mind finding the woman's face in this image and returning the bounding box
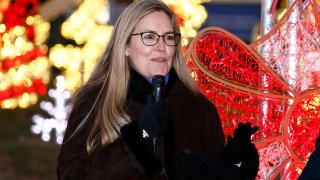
[126,11,176,78]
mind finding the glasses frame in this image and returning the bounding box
[131,32,181,46]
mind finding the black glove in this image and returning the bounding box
[221,122,259,179]
[138,94,167,142]
[120,94,167,176]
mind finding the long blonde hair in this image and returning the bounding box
[68,0,199,154]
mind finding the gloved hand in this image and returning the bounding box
[221,122,259,179]
[120,94,167,177]
[178,122,259,180]
[138,94,167,142]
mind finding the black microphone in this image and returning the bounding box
[151,75,169,180]
[152,75,166,102]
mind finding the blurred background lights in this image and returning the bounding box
[31,76,72,144]
[0,0,50,109]
[162,0,208,47]
[49,0,113,92]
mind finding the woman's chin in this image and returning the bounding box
[151,72,166,77]
[151,68,170,76]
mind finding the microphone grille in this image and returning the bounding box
[152,75,165,87]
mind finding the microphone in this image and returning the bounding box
[151,75,169,180]
[152,75,166,102]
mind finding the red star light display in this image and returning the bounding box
[186,0,320,179]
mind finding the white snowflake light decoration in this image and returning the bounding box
[31,75,72,144]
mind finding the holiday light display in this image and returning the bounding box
[162,0,208,48]
[186,0,320,179]
[31,76,72,144]
[251,0,320,178]
[0,0,50,109]
[31,0,112,144]
[49,0,113,91]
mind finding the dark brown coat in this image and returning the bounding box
[57,69,225,179]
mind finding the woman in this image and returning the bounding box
[57,0,257,179]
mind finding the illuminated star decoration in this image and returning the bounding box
[251,0,320,178]
[31,76,72,144]
[186,0,320,179]
[0,0,50,109]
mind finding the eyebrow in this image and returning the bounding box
[140,29,175,34]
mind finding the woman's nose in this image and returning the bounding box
[155,37,166,51]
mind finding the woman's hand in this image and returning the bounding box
[120,94,167,177]
[221,122,259,179]
[178,122,259,180]
[138,94,167,141]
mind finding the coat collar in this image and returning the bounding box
[127,69,177,104]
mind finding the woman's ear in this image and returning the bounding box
[125,45,130,57]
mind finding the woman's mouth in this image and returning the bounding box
[151,58,166,62]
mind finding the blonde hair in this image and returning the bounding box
[68,0,199,154]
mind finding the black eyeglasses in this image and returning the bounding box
[131,32,181,46]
